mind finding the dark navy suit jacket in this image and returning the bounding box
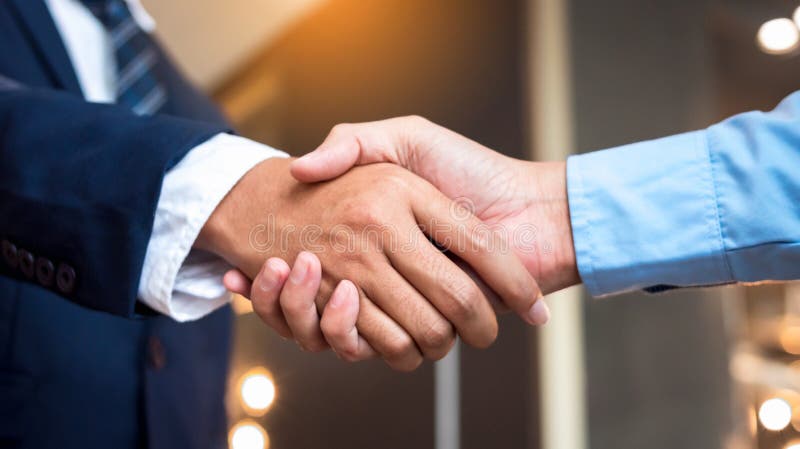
[0,1,235,448]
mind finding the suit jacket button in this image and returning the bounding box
[36,258,55,287]
[18,250,34,278]
[2,240,17,269]
[56,263,76,294]
[148,336,167,370]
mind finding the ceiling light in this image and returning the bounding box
[757,18,799,55]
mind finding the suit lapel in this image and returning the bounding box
[9,0,83,95]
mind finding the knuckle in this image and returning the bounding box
[472,319,499,349]
[444,280,481,323]
[275,328,293,340]
[420,319,455,354]
[389,353,423,372]
[368,165,414,193]
[304,341,328,353]
[508,276,536,306]
[466,226,492,253]
[251,298,276,323]
[381,169,413,191]
[340,198,384,226]
[338,346,362,362]
[330,123,354,136]
[402,115,430,127]
[320,317,348,341]
[356,204,385,226]
[280,296,306,316]
[383,333,415,360]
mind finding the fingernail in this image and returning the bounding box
[296,152,318,164]
[527,299,550,325]
[328,290,343,309]
[329,281,351,309]
[289,255,308,284]
[259,262,280,291]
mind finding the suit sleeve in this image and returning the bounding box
[0,77,228,317]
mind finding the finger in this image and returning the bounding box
[223,269,252,297]
[447,242,550,324]
[354,292,424,372]
[447,254,508,313]
[529,298,551,325]
[320,280,377,362]
[280,251,328,352]
[362,261,456,360]
[411,187,545,325]
[290,121,403,183]
[250,258,293,339]
[387,224,497,349]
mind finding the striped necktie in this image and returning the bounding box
[80,0,167,115]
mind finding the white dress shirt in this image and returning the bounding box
[46,0,287,321]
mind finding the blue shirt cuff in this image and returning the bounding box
[566,130,733,297]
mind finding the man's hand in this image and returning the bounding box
[198,157,542,371]
[290,117,580,295]
[225,117,579,363]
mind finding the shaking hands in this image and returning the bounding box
[218,116,581,370]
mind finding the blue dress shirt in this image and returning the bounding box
[567,90,800,297]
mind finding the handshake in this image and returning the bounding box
[196,116,581,371]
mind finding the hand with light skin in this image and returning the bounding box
[199,156,544,371]
[224,116,580,362]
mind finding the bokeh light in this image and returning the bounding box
[231,293,254,315]
[793,6,800,30]
[229,420,269,449]
[757,18,800,55]
[239,367,276,416]
[780,324,800,354]
[759,397,793,431]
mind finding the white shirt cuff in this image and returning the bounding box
[137,133,288,321]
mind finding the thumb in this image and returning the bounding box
[290,120,408,183]
[290,129,363,183]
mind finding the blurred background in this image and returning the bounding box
[141,0,800,448]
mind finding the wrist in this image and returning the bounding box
[196,157,294,274]
[522,160,580,293]
[548,161,580,291]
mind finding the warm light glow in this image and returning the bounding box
[781,325,800,354]
[759,398,793,431]
[785,442,800,449]
[239,367,276,416]
[231,293,254,315]
[793,398,800,431]
[794,7,800,29]
[757,18,800,55]
[229,421,269,449]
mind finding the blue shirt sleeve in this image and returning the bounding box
[567,90,800,297]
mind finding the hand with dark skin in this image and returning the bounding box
[197,156,544,370]
[225,117,579,363]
